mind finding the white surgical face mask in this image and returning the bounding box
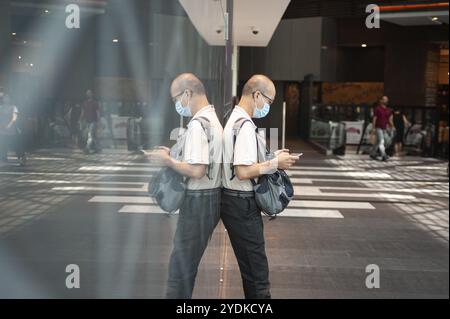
[252,94,270,119]
[175,92,192,117]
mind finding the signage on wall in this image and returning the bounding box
[343,121,365,145]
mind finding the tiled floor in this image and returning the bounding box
[0,147,448,298]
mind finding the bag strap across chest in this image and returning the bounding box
[230,117,257,182]
[172,116,214,180]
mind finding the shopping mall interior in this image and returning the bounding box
[0,0,448,300]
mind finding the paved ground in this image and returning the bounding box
[0,147,448,299]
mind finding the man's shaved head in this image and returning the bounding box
[242,74,275,99]
[170,73,206,97]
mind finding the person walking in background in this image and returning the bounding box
[0,94,26,166]
[101,101,116,149]
[370,95,394,161]
[127,101,144,153]
[80,89,100,154]
[69,102,82,148]
[393,106,410,157]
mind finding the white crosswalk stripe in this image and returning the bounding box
[119,205,168,214]
[79,166,159,172]
[18,179,146,186]
[117,204,345,219]
[293,186,416,200]
[89,196,152,204]
[89,195,375,210]
[52,186,147,192]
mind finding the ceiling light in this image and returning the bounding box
[361,43,367,48]
[431,17,439,21]
[112,39,119,43]
[44,10,50,13]
[30,63,34,67]
[11,32,16,36]
[18,56,22,60]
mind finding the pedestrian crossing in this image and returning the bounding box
[2,153,448,220]
[78,158,446,219]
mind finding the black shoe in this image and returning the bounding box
[370,154,378,160]
[382,156,388,162]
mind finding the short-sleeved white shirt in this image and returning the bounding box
[183,105,223,190]
[222,106,259,191]
[0,104,18,128]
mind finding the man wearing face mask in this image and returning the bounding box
[222,75,298,299]
[147,73,223,299]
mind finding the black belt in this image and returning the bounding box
[185,188,221,196]
[222,188,255,198]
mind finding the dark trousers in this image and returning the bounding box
[220,190,271,299]
[84,122,98,152]
[166,188,221,299]
[0,132,25,161]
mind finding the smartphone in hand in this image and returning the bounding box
[290,153,304,159]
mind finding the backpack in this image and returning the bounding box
[148,116,213,213]
[230,118,294,218]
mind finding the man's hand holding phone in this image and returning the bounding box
[275,149,302,170]
[143,146,172,167]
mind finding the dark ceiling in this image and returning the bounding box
[7,0,449,21]
[283,0,449,19]
[8,0,186,16]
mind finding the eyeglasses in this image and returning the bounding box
[253,91,274,105]
[171,91,185,103]
[171,90,192,103]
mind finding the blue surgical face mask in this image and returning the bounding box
[175,92,192,117]
[252,95,270,119]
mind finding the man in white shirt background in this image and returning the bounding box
[0,94,26,166]
[147,73,223,299]
[222,74,299,299]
